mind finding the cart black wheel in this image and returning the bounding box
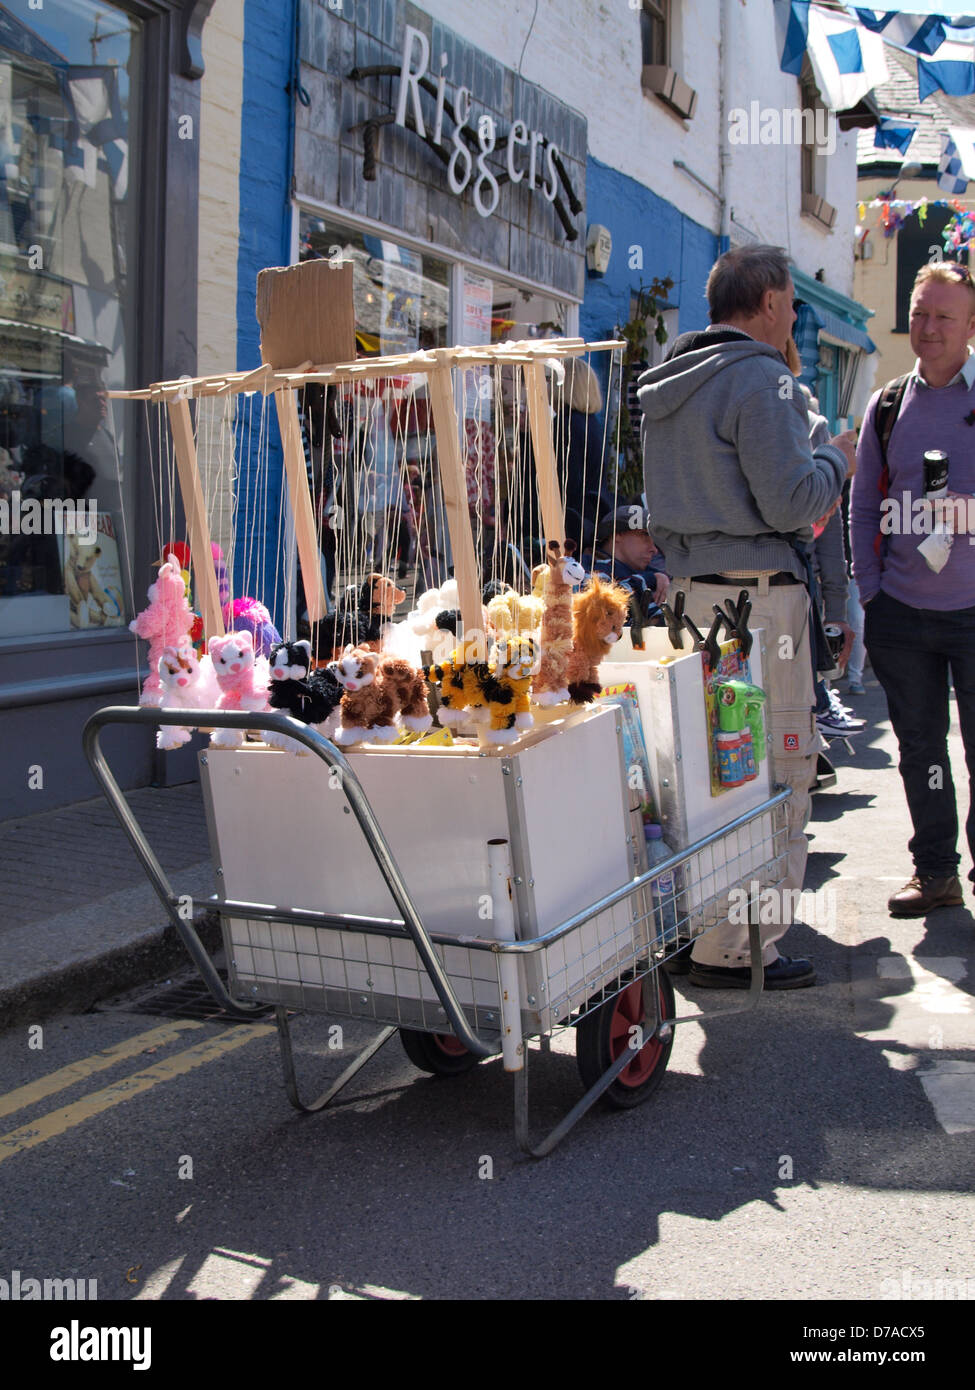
[399,1027,481,1076]
[575,971,675,1110]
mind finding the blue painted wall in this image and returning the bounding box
[579,155,719,346]
[234,0,295,628]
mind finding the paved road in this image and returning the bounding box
[0,680,972,1307]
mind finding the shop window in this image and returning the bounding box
[297,212,574,597]
[0,0,141,639]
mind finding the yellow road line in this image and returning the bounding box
[0,1025,275,1163]
[0,1021,205,1121]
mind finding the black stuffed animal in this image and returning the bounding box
[266,639,343,749]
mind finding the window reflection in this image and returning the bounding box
[0,0,139,635]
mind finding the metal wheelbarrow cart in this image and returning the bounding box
[84,703,789,1158]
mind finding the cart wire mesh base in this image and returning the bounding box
[84,706,790,1157]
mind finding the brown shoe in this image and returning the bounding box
[887,874,963,917]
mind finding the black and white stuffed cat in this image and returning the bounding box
[266,639,343,750]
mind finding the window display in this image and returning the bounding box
[297,212,575,599]
[0,0,140,636]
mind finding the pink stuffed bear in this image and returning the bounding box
[129,553,195,706]
[208,630,270,748]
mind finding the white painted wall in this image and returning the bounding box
[418,0,858,295]
[198,0,244,376]
[197,0,245,558]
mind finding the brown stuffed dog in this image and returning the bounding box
[329,645,432,745]
[317,572,407,662]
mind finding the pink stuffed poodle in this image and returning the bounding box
[208,630,270,748]
[129,553,195,706]
[155,642,220,751]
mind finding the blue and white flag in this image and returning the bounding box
[774,0,811,77]
[807,8,889,110]
[917,40,975,99]
[874,115,918,154]
[851,7,975,101]
[937,127,975,193]
[853,11,947,55]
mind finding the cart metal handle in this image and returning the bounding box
[82,706,494,1056]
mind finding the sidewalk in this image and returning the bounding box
[0,782,218,1030]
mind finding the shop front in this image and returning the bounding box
[286,0,588,592]
[0,0,213,819]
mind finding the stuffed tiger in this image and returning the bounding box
[429,636,539,743]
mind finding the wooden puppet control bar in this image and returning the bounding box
[110,337,623,642]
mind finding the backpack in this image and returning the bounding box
[872,373,910,559]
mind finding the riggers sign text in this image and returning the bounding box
[395,25,560,218]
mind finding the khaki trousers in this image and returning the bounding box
[671,577,820,967]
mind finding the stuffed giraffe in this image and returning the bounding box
[531,539,586,706]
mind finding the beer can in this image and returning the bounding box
[924,450,949,498]
[824,623,845,664]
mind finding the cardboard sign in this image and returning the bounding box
[256,261,356,369]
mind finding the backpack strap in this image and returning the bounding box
[872,373,911,559]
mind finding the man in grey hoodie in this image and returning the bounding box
[638,244,856,990]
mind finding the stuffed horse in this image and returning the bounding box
[531,540,586,705]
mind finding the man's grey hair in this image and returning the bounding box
[706,244,791,324]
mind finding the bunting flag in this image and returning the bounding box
[853,11,948,54]
[773,0,811,78]
[918,40,975,98]
[874,115,919,153]
[938,134,969,193]
[775,4,975,107]
[807,8,889,110]
[938,127,975,193]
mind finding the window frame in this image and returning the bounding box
[641,0,669,69]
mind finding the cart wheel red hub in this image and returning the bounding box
[607,980,663,1087]
[399,1026,481,1076]
[575,969,676,1110]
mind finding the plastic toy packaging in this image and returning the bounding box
[714,680,767,786]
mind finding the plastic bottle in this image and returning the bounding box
[644,823,679,947]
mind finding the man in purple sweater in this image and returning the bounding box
[851,261,975,915]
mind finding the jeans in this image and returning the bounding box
[864,588,975,882]
[846,576,866,684]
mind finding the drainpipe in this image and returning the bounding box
[718,0,731,252]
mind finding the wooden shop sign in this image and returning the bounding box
[348,25,581,236]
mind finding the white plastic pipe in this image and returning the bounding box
[487,838,524,1072]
